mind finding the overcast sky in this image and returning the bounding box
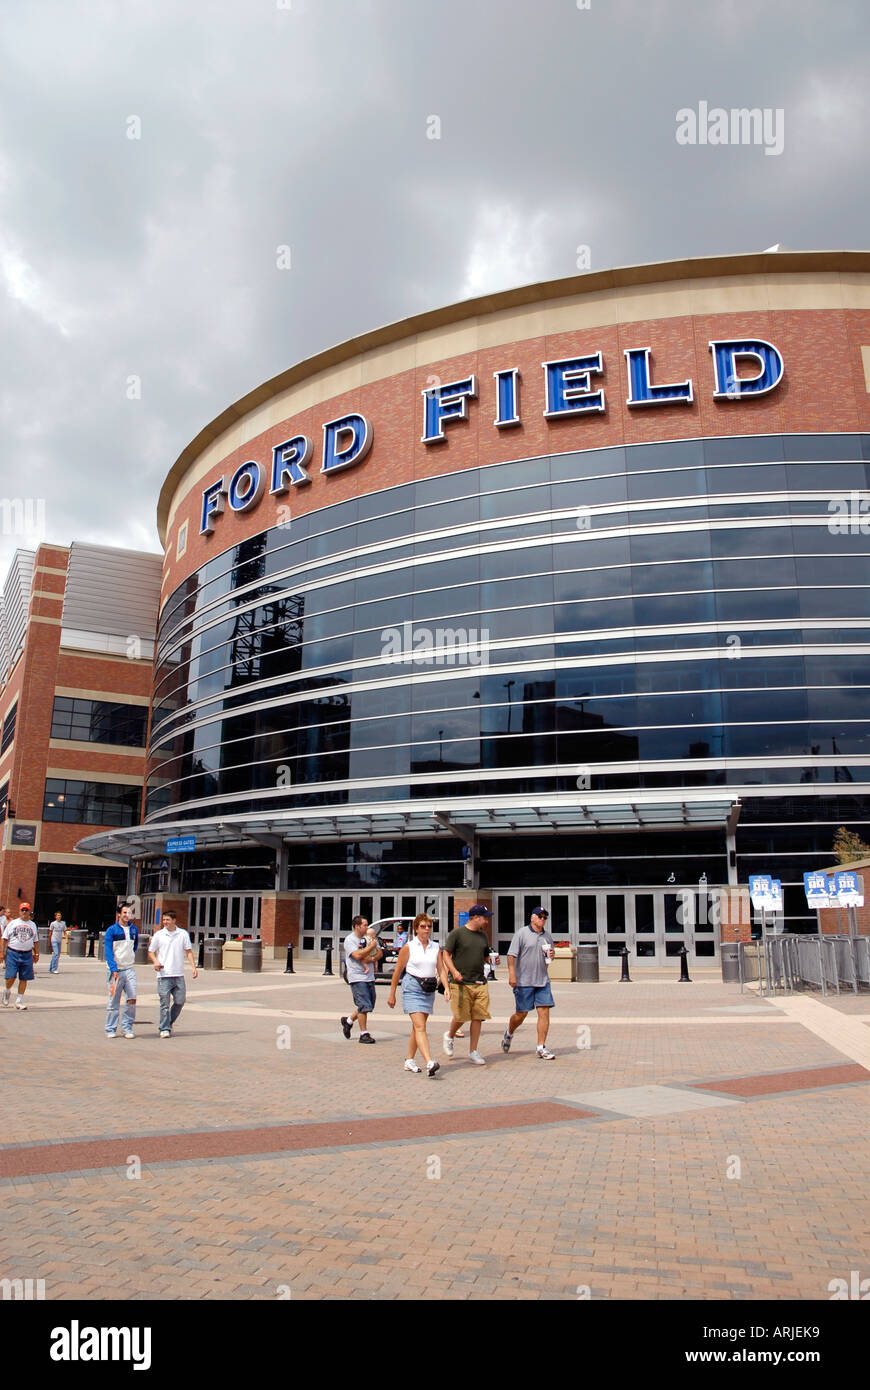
[1,0,867,578]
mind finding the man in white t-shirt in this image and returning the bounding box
[1,903,40,1010]
[147,910,198,1038]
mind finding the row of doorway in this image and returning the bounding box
[298,889,724,965]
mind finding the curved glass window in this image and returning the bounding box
[148,434,870,819]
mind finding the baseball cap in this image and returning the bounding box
[19,902,32,912]
[531,905,549,917]
[467,904,492,918]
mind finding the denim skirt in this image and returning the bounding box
[402,972,436,1015]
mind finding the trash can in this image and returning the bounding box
[720,942,740,983]
[97,931,106,961]
[37,926,51,953]
[68,929,88,958]
[135,934,151,964]
[203,938,223,971]
[242,939,262,973]
[576,943,600,982]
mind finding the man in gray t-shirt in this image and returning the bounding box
[501,907,556,1060]
[340,916,382,1045]
[49,912,66,974]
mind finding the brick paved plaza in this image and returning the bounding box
[3,958,869,1301]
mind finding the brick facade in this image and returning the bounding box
[0,543,153,915]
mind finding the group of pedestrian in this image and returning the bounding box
[0,897,197,1038]
[339,904,557,1070]
[105,905,197,1040]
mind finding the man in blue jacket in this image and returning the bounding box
[105,903,138,1039]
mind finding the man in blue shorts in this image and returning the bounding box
[1,902,39,1010]
[502,906,556,1059]
[340,915,381,1044]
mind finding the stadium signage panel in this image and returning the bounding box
[200,337,784,534]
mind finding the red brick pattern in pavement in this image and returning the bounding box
[691,1063,870,1097]
[0,1101,590,1179]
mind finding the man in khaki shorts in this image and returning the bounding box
[442,905,492,1065]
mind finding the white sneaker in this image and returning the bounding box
[159,1030,171,1038]
[15,998,27,1010]
[536,1045,556,1060]
[105,1031,117,1038]
[426,1060,440,1078]
[2,989,10,1006]
[404,1058,422,1073]
[442,1031,455,1057]
[122,1032,135,1040]
[501,1028,513,1052]
[468,1050,486,1065]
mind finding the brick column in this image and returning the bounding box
[452,892,494,940]
[0,845,40,915]
[151,895,189,933]
[259,892,301,960]
[718,887,752,943]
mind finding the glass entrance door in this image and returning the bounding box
[493,889,721,967]
[298,892,450,957]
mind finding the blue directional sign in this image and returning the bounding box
[166,836,196,854]
[748,874,773,908]
[834,871,864,907]
[803,871,830,908]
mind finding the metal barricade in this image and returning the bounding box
[854,936,870,988]
[742,933,870,996]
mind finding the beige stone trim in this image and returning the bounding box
[48,738,145,757]
[159,250,870,538]
[55,649,151,666]
[29,615,62,626]
[46,768,144,786]
[31,589,64,602]
[35,566,69,577]
[38,852,118,866]
[53,687,151,705]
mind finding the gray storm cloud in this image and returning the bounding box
[0,0,867,575]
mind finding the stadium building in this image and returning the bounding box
[78,250,870,965]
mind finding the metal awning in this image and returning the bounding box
[76,793,740,863]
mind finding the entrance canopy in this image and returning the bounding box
[76,793,741,864]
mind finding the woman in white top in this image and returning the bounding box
[387,914,445,1077]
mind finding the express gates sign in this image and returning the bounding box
[199,336,785,535]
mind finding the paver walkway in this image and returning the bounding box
[4,960,869,1300]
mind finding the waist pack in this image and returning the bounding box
[408,972,438,993]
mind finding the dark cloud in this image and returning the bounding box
[0,0,867,573]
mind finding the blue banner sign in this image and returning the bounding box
[166,836,196,854]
